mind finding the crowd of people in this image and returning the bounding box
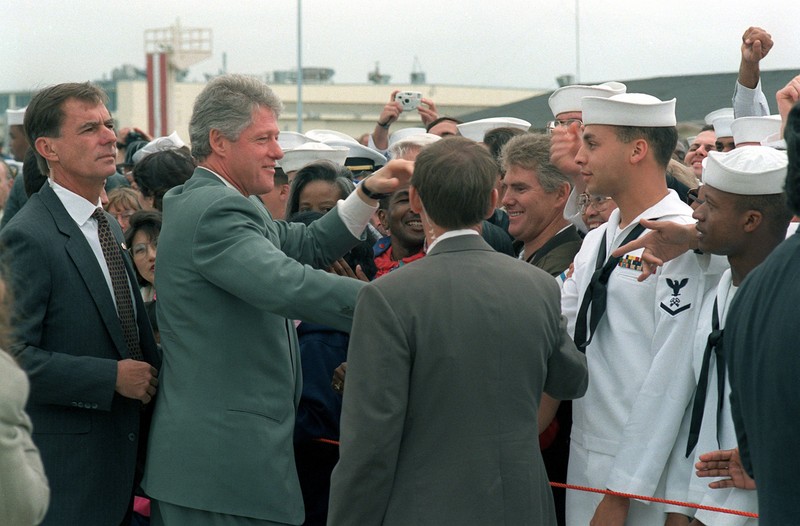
[0,24,798,526]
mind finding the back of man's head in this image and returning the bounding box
[411,137,496,229]
[785,103,800,216]
[24,82,107,176]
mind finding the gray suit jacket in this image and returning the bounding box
[328,234,588,526]
[0,183,160,525]
[143,168,364,523]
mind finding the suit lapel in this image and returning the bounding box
[40,185,130,359]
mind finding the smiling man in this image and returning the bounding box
[142,75,412,526]
[501,133,579,275]
[685,127,717,180]
[562,93,717,525]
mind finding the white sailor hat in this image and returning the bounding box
[703,146,787,195]
[712,116,734,138]
[582,93,676,127]
[132,131,186,164]
[456,117,531,142]
[388,127,426,148]
[6,107,26,126]
[704,108,733,125]
[391,132,441,149]
[278,131,319,151]
[548,82,627,117]
[731,115,783,146]
[315,139,387,172]
[304,129,359,145]
[278,143,350,173]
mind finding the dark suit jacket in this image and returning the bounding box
[725,233,800,525]
[329,234,588,526]
[0,183,159,525]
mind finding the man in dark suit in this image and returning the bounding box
[328,137,588,526]
[0,82,160,525]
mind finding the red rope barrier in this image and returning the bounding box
[548,482,758,518]
[312,438,757,519]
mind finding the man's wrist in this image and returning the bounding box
[376,120,391,129]
[359,176,392,200]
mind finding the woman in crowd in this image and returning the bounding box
[132,148,195,211]
[124,210,162,343]
[285,160,355,218]
[105,187,142,232]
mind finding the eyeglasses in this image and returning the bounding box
[578,193,614,214]
[687,188,705,206]
[130,239,158,259]
[546,118,583,134]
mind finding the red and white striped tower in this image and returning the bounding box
[145,21,212,137]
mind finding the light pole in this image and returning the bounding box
[296,0,303,132]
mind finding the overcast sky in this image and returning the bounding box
[3,0,798,93]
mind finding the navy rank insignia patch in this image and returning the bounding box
[660,277,691,315]
[618,255,643,271]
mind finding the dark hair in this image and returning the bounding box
[124,210,162,286]
[700,124,715,132]
[425,116,462,133]
[412,136,497,229]
[133,148,195,210]
[287,210,377,280]
[483,127,526,160]
[613,126,678,168]
[285,161,355,218]
[736,193,793,241]
[23,147,47,198]
[273,166,288,186]
[23,82,108,175]
[785,103,800,216]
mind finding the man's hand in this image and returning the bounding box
[357,159,414,203]
[590,494,630,526]
[776,75,800,137]
[611,219,698,282]
[417,98,439,127]
[665,513,691,526]
[738,27,773,89]
[331,362,347,394]
[378,90,403,128]
[549,121,584,186]
[116,359,158,404]
[328,258,369,282]
[695,448,757,490]
[371,90,403,151]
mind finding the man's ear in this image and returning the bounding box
[35,137,58,162]
[630,138,649,164]
[209,129,227,156]
[742,209,764,233]
[409,186,423,214]
[485,188,498,219]
[376,208,389,232]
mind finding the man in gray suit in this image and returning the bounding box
[328,137,588,526]
[142,75,411,525]
[0,82,160,524]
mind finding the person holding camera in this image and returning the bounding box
[369,89,440,153]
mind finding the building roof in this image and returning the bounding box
[459,69,798,127]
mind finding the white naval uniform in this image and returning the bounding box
[562,190,720,525]
[670,269,758,525]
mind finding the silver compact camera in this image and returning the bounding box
[395,91,422,111]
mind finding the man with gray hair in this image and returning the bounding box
[142,74,411,525]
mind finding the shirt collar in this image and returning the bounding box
[427,228,479,253]
[48,178,103,226]
[198,166,237,190]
